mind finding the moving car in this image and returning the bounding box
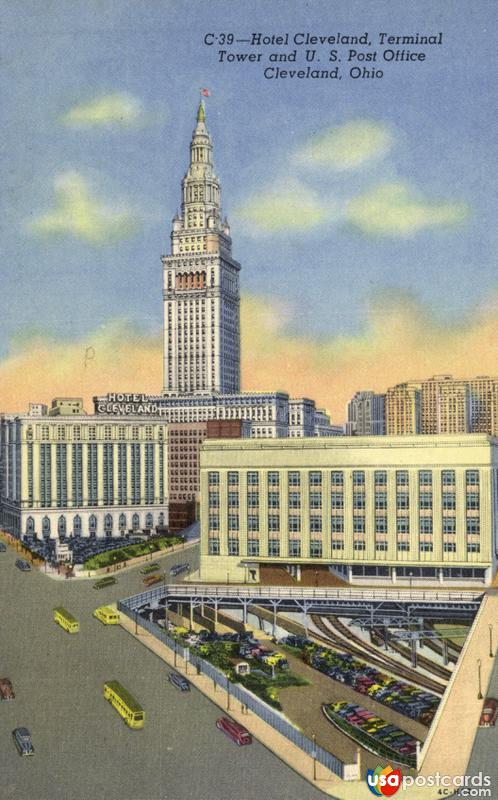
[140,562,160,575]
[0,677,15,700]
[0,541,7,552]
[479,697,497,727]
[216,717,252,746]
[170,562,190,577]
[93,606,120,625]
[168,672,190,691]
[12,727,34,756]
[143,573,163,587]
[15,559,31,571]
[93,576,117,590]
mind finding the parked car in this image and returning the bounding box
[0,542,7,552]
[216,717,252,746]
[15,559,31,571]
[12,727,34,756]
[479,697,497,727]
[168,672,190,692]
[0,678,15,700]
[93,576,117,589]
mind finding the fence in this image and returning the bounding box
[118,600,355,780]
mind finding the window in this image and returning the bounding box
[208,538,220,555]
[375,517,387,534]
[331,471,343,486]
[247,491,259,509]
[331,516,344,533]
[268,540,280,557]
[375,493,387,510]
[228,491,239,508]
[268,491,280,509]
[419,470,432,487]
[466,470,479,486]
[288,539,301,557]
[288,492,301,509]
[247,471,259,486]
[288,516,301,533]
[58,515,66,536]
[420,541,434,552]
[419,494,433,510]
[353,492,365,509]
[118,513,126,531]
[309,491,322,509]
[331,540,344,550]
[331,492,344,509]
[467,542,480,553]
[375,471,387,485]
[247,515,259,533]
[89,514,97,536]
[443,517,456,534]
[352,471,365,486]
[420,517,433,534]
[354,540,366,551]
[466,492,480,510]
[442,493,456,510]
[310,540,322,558]
[466,518,480,535]
[268,471,279,487]
[353,516,365,534]
[442,470,455,486]
[309,471,322,486]
[268,514,280,532]
[228,471,239,486]
[247,539,260,556]
[310,516,322,533]
[208,471,219,486]
[208,513,219,532]
[397,517,410,534]
[396,471,408,486]
[288,471,300,487]
[397,493,409,510]
[105,514,113,533]
[397,541,410,552]
[145,512,153,529]
[376,541,388,551]
[228,538,239,556]
[208,491,219,508]
[443,542,456,552]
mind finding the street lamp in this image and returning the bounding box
[408,571,414,592]
[226,570,230,586]
[477,658,483,700]
[489,624,494,658]
[311,732,317,781]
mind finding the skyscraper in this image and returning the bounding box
[162,102,241,396]
[345,391,385,436]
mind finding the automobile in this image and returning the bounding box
[168,672,190,691]
[170,562,190,577]
[15,559,31,571]
[139,562,160,575]
[93,576,117,589]
[479,697,497,727]
[216,717,252,746]
[0,542,7,552]
[0,678,15,700]
[12,727,34,757]
[143,574,163,587]
[93,606,120,625]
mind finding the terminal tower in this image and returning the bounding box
[162,102,241,396]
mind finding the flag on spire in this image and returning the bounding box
[200,87,210,97]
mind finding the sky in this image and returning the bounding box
[1,0,496,422]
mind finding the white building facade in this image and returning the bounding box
[0,415,169,540]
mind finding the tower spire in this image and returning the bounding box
[197,100,205,123]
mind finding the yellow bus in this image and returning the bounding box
[53,607,79,634]
[93,606,120,625]
[103,681,144,729]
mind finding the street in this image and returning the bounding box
[0,543,325,800]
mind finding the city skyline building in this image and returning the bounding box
[385,381,421,435]
[345,391,385,436]
[162,101,240,396]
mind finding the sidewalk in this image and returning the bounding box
[119,613,460,800]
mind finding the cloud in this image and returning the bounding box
[2,293,498,427]
[30,171,141,244]
[345,181,470,237]
[60,93,151,128]
[294,120,393,171]
[236,179,336,233]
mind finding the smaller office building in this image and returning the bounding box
[199,434,498,586]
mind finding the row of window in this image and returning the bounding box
[208,469,481,487]
[26,511,164,536]
[207,538,481,556]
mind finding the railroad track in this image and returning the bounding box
[310,614,446,696]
